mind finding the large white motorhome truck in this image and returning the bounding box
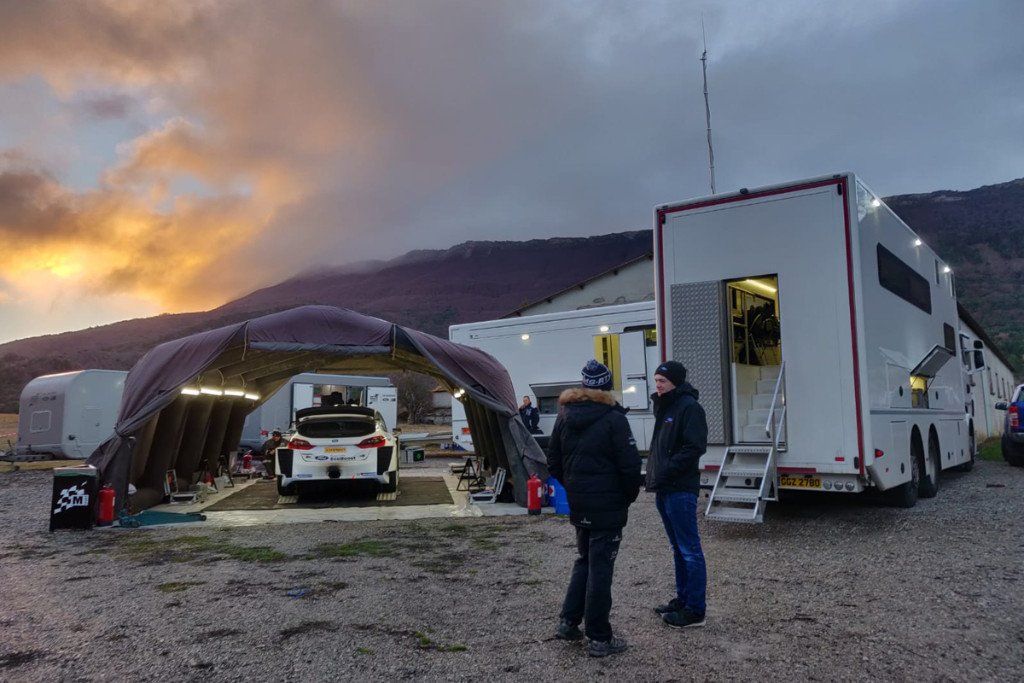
[656,173,978,522]
[449,302,661,451]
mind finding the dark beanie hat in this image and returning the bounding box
[654,360,686,387]
[581,359,613,391]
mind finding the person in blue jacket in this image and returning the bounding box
[519,395,541,433]
[547,359,643,657]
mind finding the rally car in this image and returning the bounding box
[275,406,399,495]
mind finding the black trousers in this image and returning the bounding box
[559,526,623,641]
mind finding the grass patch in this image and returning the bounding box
[314,540,396,559]
[156,581,205,593]
[355,647,374,655]
[978,437,1002,462]
[414,631,433,647]
[439,644,468,653]
[121,534,286,563]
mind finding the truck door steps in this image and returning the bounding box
[705,445,778,523]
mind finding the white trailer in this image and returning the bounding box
[240,373,397,444]
[449,302,661,451]
[655,173,977,522]
[16,370,128,459]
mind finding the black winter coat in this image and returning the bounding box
[645,383,708,494]
[547,388,643,529]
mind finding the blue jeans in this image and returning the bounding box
[655,491,706,616]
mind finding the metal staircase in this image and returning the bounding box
[706,362,786,523]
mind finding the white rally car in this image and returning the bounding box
[275,406,399,496]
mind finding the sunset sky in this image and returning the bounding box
[0,0,1021,343]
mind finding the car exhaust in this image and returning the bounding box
[327,466,341,479]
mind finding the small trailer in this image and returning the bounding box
[240,373,397,445]
[450,302,661,451]
[656,173,980,522]
[16,370,128,460]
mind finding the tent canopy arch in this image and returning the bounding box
[87,306,546,511]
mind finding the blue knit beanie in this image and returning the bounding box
[581,359,613,391]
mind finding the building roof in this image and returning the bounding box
[504,252,654,317]
[958,303,1016,373]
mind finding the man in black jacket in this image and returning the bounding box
[646,360,709,629]
[547,359,643,657]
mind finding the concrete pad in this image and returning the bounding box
[143,466,546,528]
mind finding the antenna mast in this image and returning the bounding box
[700,16,717,195]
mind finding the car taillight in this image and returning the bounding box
[357,435,387,449]
[288,438,313,450]
[1010,405,1020,430]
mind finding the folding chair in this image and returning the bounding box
[469,467,507,504]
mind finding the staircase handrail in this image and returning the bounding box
[764,361,786,441]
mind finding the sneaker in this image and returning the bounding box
[662,608,706,629]
[555,620,584,641]
[587,636,628,657]
[654,598,682,615]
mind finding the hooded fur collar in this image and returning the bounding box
[559,387,616,406]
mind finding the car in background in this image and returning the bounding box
[996,384,1024,467]
[275,406,399,495]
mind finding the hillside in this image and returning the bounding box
[0,231,652,411]
[0,176,1021,412]
[885,178,1024,364]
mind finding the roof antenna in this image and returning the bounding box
[700,14,717,195]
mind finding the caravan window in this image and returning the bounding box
[30,410,51,433]
[878,244,931,314]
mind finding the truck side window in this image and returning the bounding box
[877,244,931,314]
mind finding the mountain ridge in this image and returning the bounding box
[0,177,1021,412]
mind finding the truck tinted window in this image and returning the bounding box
[877,244,931,314]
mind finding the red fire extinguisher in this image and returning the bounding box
[97,485,116,527]
[242,451,253,471]
[527,474,543,516]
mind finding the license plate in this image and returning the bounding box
[780,475,821,489]
[324,447,347,454]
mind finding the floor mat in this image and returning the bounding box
[202,477,454,511]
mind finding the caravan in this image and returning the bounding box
[656,173,978,521]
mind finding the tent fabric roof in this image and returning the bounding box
[88,306,544,509]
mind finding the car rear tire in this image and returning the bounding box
[380,470,398,493]
[277,476,297,496]
[919,431,941,499]
[1001,435,1024,467]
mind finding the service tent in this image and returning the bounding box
[87,306,547,511]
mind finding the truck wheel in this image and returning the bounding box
[887,446,921,509]
[277,476,297,496]
[919,431,941,498]
[1006,447,1024,468]
[380,470,398,493]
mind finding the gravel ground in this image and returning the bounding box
[1,460,1022,681]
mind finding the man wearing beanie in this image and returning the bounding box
[547,359,643,657]
[647,360,709,628]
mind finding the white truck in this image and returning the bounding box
[449,302,661,450]
[656,173,979,522]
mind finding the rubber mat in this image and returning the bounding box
[202,477,454,511]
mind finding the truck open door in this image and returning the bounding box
[366,386,398,431]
